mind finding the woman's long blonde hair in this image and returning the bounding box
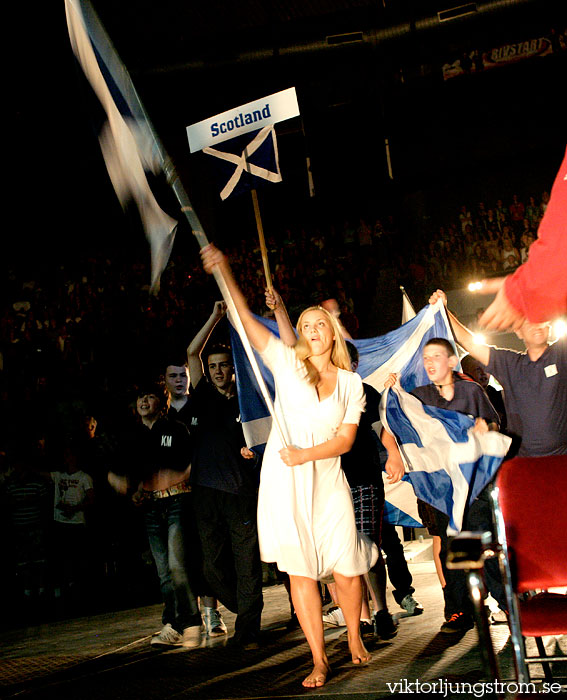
[294,306,352,386]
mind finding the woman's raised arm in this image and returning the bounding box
[201,244,272,352]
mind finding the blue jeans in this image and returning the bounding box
[144,494,201,632]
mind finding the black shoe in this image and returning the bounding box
[229,633,261,651]
[440,612,474,634]
[374,610,398,640]
[286,612,300,630]
[359,619,374,637]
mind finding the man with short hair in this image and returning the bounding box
[164,363,191,414]
[163,360,227,638]
[187,302,263,649]
[431,290,567,459]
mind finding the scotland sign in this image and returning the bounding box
[187,87,299,153]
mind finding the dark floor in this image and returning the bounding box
[1,560,565,700]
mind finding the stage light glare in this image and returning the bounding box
[553,319,567,338]
[473,333,486,345]
[468,281,483,292]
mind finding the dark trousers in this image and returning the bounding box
[433,486,506,616]
[192,485,263,642]
[144,494,202,632]
[381,521,415,605]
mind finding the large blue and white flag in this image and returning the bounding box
[380,385,511,534]
[229,299,458,527]
[65,0,178,292]
[230,301,454,453]
[354,299,457,395]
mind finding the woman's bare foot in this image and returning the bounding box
[349,635,372,665]
[302,660,331,688]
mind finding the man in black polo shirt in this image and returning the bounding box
[187,302,263,649]
[164,360,227,638]
[431,289,567,458]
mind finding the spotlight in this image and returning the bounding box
[553,319,567,338]
[473,333,486,345]
[468,281,483,292]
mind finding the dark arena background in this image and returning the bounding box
[2,2,566,697]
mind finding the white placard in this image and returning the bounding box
[187,87,299,153]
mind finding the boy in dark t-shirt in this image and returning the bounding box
[383,338,505,633]
[108,383,202,648]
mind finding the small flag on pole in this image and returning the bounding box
[187,88,299,200]
[203,125,282,200]
[400,286,417,324]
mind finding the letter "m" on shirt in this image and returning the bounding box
[161,435,172,447]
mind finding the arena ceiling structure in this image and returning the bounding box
[7,0,566,261]
[84,0,564,209]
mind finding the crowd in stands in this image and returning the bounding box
[0,183,550,624]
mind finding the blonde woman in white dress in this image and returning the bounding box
[201,244,378,688]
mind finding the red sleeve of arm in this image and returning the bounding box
[504,148,567,322]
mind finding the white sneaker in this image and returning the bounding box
[203,607,228,637]
[322,606,346,626]
[151,623,183,646]
[181,624,204,648]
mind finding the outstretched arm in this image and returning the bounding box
[429,289,490,366]
[476,278,525,331]
[480,147,567,329]
[265,287,296,346]
[201,244,272,353]
[187,300,227,389]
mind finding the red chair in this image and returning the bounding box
[490,455,567,684]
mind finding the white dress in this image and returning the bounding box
[257,334,379,581]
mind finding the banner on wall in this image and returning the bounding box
[442,32,565,81]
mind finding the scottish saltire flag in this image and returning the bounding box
[381,474,422,527]
[354,299,457,395]
[229,301,454,453]
[379,287,423,528]
[229,300,455,527]
[203,126,282,200]
[381,386,511,534]
[229,315,278,451]
[65,0,177,293]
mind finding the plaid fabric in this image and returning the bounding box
[350,484,384,543]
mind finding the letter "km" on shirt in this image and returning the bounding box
[161,435,172,447]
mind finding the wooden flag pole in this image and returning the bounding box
[251,188,273,293]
